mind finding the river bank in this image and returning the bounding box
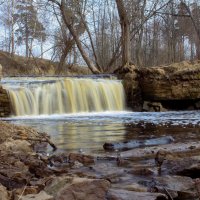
[1,120,200,200]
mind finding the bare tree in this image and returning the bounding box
[115,0,131,66]
[49,0,100,74]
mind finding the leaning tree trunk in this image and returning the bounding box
[115,0,131,66]
[60,0,100,74]
[56,38,75,73]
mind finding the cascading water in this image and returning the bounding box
[4,78,126,116]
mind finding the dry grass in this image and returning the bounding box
[0,50,90,76]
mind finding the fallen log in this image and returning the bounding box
[99,141,200,162]
[12,136,57,151]
[103,136,174,151]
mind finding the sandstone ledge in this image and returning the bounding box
[140,61,200,101]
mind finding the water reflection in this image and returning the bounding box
[7,111,200,154]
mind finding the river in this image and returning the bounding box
[3,111,200,154]
[2,77,200,155]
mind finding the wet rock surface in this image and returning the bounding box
[1,121,200,199]
[107,189,168,200]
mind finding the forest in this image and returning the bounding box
[0,0,200,73]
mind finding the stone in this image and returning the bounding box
[107,189,167,200]
[142,101,167,112]
[45,176,110,200]
[119,183,148,192]
[68,153,95,165]
[195,101,200,109]
[0,139,32,153]
[110,141,200,160]
[152,175,197,199]
[19,191,53,200]
[0,184,9,200]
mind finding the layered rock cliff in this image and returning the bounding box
[140,61,200,100]
[139,61,200,111]
[118,61,200,111]
[117,64,142,111]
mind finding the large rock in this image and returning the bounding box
[117,64,142,111]
[0,139,32,153]
[45,176,110,200]
[140,61,200,101]
[152,175,198,199]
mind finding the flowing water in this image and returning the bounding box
[2,77,200,154]
[3,77,125,115]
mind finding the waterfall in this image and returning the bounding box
[5,78,126,116]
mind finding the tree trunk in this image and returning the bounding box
[40,37,43,59]
[115,0,131,66]
[56,38,75,73]
[11,0,15,57]
[136,0,146,67]
[181,1,200,59]
[60,0,100,74]
[24,1,29,58]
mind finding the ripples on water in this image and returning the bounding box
[4,111,200,154]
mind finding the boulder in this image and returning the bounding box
[152,175,198,199]
[142,101,167,112]
[45,176,110,200]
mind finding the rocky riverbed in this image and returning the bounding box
[1,121,200,200]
